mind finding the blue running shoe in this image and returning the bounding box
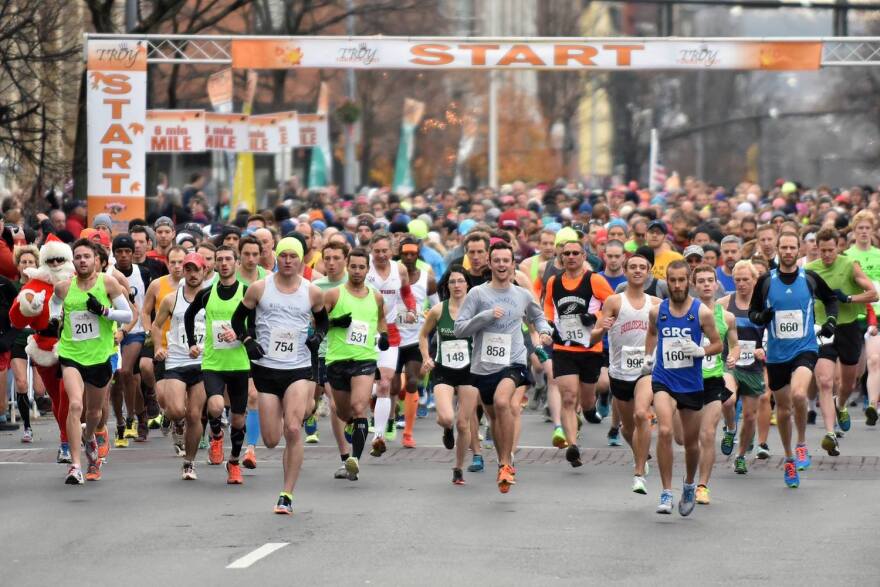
[417,404,428,419]
[720,428,736,456]
[679,482,697,517]
[607,427,621,447]
[597,393,611,419]
[467,454,484,473]
[304,415,318,436]
[795,444,811,471]
[836,406,851,432]
[784,458,799,488]
[656,490,673,514]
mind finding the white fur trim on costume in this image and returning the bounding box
[38,239,72,265]
[25,335,58,367]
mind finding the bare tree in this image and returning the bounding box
[0,0,79,194]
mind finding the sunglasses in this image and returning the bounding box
[562,251,582,257]
[45,257,67,264]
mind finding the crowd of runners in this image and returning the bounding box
[2,177,879,516]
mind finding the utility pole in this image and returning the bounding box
[125,0,138,32]
[344,0,358,194]
[487,0,499,188]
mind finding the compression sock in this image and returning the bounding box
[16,395,30,429]
[340,453,350,462]
[404,390,418,437]
[352,418,369,459]
[246,409,260,447]
[209,416,223,438]
[230,425,245,461]
[373,397,391,440]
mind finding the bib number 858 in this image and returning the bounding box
[485,346,506,358]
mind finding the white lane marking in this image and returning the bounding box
[226,543,289,569]
[0,448,47,452]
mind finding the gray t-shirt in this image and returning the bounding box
[616,276,669,299]
[454,282,550,375]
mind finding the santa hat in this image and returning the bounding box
[39,233,73,266]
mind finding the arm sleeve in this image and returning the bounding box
[867,304,877,328]
[543,276,556,322]
[453,288,496,338]
[230,301,256,341]
[106,294,133,324]
[807,270,839,321]
[312,307,329,339]
[184,288,210,348]
[749,274,771,324]
[400,283,417,312]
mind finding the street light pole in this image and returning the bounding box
[344,0,358,194]
[487,0,499,188]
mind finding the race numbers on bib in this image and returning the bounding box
[346,320,370,347]
[662,337,693,369]
[211,320,239,349]
[441,339,469,370]
[481,333,512,366]
[701,338,716,369]
[774,309,803,340]
[558,315,591,346]
[620,345,644,374]
[736,340,756,367]
[70,311,99,341]
[269,328,299,358]
[177,321,205,347]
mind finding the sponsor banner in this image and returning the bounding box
[207,68,233,110]
[205,112,249,152]
[274,111,301,148]
[146,110,206,153]
[231,38,822,71]
[87,39,147,232]
[248,114,283,153]
[299,114,332,188]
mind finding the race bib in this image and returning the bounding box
[346,320,370,347]
[480,332,511,366]
[70,311,99,341]
[177,320,205,348]
[440,339,469,370]
[268,328,299,358]
[774,309,803,340]
[702,338,716,369]
[620,345,644,374]
[211,320,239,350]
[558,315,591,346]
[736,340,756,367]
[662,337,693,369]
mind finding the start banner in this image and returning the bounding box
[86,39,147,232]
[230,37,822,71]
[146,110,206,153]
[205,112,250,152]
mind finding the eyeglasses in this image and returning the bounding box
[562,251,582,257]
[45,257,67,264]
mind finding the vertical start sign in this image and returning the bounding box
[87,40,147,232]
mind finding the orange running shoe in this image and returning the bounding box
[242,447,257,469]
[85,460,102,481]
[226,461,243,485]
[208,433,224,465]
[96,427,110,459]
[402,434,416,449]
[497,464,515,493]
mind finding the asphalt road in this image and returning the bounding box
[1,405,878,585]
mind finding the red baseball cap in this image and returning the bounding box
[183,252,206,269]
[498,210,520,230]
[81,227,111,248]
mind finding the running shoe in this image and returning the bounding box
[442,427,454,450]
[21,428,32,443]
[866,404,879,427]
[734,455,748,475]
[795,444,811,470]
[316,398,330,418]
[467,454,484,473]
[720,428,736,456]
[384,420,397,442]
[452,468,465,485]
[607,427,621,447]
[821,432,840,457]
[171,427,185,457]
[304,415,318,437]
[181,461,197,480]
[565,444,583,468]
[242,447,257,469]
[136,419,148,442]
[85,462,102,482]
[756,443,771,460]
[784,458,799,488]
[147,414,163,430]
[344,422,353,444]
[656,490,673,514]
[114,431,129,448]
[344,456,359,481]
[484,425,494,449]
[807,409,817,425]
[770,411,777,426]
[695,485,710,505]
[836,405,851,432]
[160,414,171,436]
[334,465,349,479]
[198,435,209,450]
[208,432,224,465]
[584,407,602,424]
[95,428,109,459]
[551,426,568,449]
[597,393,611,419]
[65,465,84,485]
[124,420,138,439]
[402,434,416,449]
[84,436,99,467]
[226,461,243,485]
[305,431,320,444]
[679,483,697,515]
[426,392,435,411]
[396,413,405,429]
[274,493,293,515]
[417,403,428,419]
[497,464,515,493]
[370,436,387,457]
[57,443,72,464]
[632,475,647,495]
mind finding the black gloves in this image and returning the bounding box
[329,313,352,328]
[752,308,774,325]
[46,318,61,338]
[378,332,389,351]
[580,313,598,327]
[306,332,323,355]
[819,319,836,339]
[86,293,105,316]
[244,337,265,360]
[551,324,565,345]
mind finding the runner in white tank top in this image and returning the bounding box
[589,253,661,496]
[254,273,314,371]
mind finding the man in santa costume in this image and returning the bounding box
[9,234,75,463]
